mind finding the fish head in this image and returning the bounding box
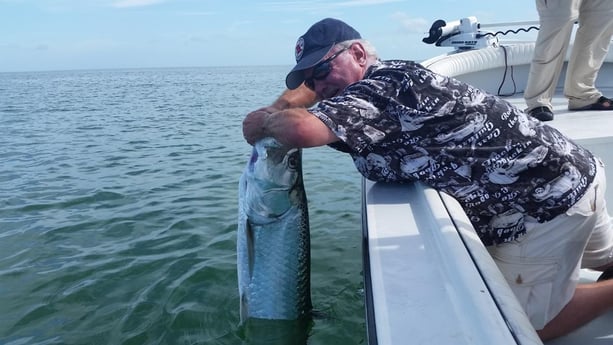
[245,138,303,222]
[250,138,302,186]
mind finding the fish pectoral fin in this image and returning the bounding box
[246,221,255,278]
[239,292,248,323]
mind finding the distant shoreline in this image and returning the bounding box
[0,64,295,74]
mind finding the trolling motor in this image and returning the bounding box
[422,16,498,50]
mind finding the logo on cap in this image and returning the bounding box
[295,37,305,62]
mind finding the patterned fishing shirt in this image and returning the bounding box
[309,60,596,246]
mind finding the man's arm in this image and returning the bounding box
[243,107,338,148]
[273,84,319,109]
[243,84,336,147]
[255,84,319,115]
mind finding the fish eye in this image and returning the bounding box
[287,154,298,169]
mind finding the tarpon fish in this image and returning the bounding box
[237,137,312,322]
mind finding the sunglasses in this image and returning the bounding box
[304,47,349,90]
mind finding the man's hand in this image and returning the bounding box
[242,86,319,145]
[243,107,338,148]
[242,109,271,145]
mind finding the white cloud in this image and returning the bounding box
[391,12,430,34]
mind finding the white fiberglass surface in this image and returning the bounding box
[364,181,529,345]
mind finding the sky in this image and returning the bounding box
[0,0,540,72]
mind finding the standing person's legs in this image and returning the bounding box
[565,0,613,109]
[524,0,578,112]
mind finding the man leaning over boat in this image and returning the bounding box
[242,18,613,341]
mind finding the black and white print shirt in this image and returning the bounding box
[309,60,596,246]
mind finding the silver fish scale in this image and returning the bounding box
[237,138,312,322]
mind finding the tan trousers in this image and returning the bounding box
[488,159,613,329]
[524,0,613,111]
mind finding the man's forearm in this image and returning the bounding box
[271,85,318,110]
[243,87,333,147]
[264,108,338,148]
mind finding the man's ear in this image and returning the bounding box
[350,42,367,65]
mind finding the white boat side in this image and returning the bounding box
[362,40,613,345]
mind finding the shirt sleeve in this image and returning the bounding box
[309,78,405,154]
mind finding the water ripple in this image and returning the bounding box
[0,67,364,345]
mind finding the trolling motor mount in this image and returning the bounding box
[422,16,498,50]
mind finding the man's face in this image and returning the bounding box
[302,43,363,99]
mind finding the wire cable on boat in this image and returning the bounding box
[423,20,540,98]
[479,25,540,38]
[497,45,517,97]
[480,24,538,97]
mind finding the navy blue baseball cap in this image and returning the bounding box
[285,18,361,90]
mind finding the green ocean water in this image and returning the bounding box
[0,66,365,344]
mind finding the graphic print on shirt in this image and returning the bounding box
[310,60,595,245]
[484,145,549,185]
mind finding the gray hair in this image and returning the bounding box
[337,39,378,59]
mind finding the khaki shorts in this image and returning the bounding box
[487,158,613,329]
